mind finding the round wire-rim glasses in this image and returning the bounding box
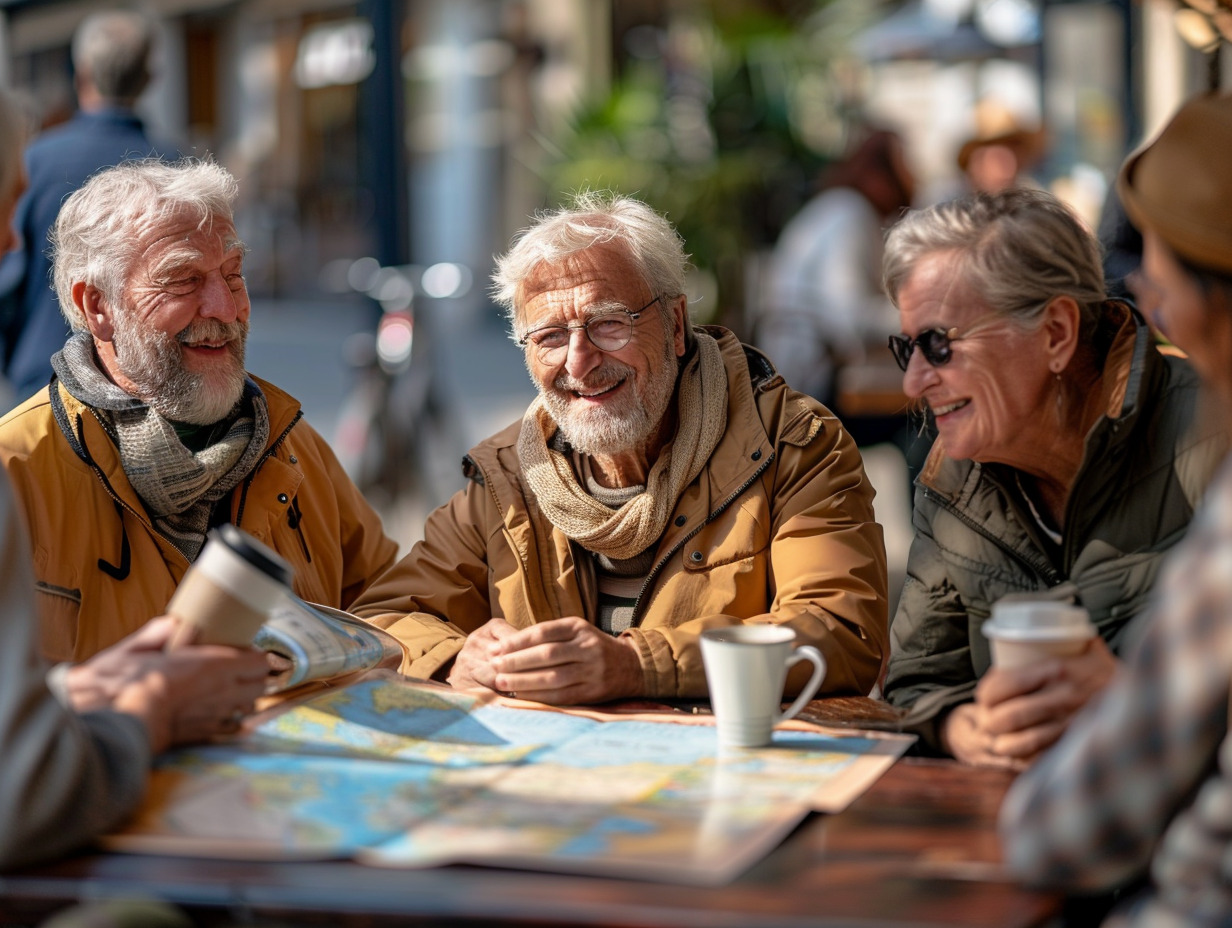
[517,295,663,359]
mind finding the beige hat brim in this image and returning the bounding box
[956,127,1047,172]
[1117,93,1232,276]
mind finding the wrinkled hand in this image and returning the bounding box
[943,638,1119,769]
[451,616,642,705]
[446,618,519,692]
[65,615,271,755]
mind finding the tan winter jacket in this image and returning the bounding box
[0,375,400,663]
[353,327,888,698]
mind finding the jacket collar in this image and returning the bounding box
[72,107,146,131]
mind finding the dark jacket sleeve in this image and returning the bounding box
[881,488,978,753]
[0,473,150,871]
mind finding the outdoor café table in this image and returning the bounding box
[0,697,1064,928]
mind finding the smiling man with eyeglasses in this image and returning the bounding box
[353,190,889,706]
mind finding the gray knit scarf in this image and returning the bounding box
[517,331,728,560]
[53,333,270,560]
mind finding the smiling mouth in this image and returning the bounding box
[931,399,969,417]
[569,379,625,399]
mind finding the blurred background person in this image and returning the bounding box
[755,127,916,410]
[1002,91,1232,926]
[0,84,269,874]
[0,9,165,404]
[880,186,1225,767]
[955,98,1047,195]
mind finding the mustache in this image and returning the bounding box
[177,319,248,345]
[553,362,632,393]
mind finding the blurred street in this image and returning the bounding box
[245,296,535,554]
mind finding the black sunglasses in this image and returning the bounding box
[887,327,961,372]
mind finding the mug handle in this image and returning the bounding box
[775,645,827,725]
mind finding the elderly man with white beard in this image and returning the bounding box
[353,192,888,704]
[0,158,399,664]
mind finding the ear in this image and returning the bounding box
[1042,296,1081,374]
[74,283,114,341]
[669,295,688,358]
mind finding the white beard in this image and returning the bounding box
[537,334,678,456]
[111,315,249,425]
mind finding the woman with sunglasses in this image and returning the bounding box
[1002,92,1232,924]
[879,186,1225,768]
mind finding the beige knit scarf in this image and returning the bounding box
[517,331,728,560]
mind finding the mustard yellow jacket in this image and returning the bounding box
[353,328,888,698]
[0,375,400,663]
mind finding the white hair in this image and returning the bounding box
[52,159,241,331]
[492,190,692,339]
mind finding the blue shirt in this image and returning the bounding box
[0,108,163,401]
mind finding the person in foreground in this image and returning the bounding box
[0,87,268,872]
[1001,92,1232,925]
[879,186,1224,766]
[354,192,888,704]
[0,157,399,664]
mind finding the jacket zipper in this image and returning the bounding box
[630,450,776,624]
[73,407,306,567]
[73,410,192,568]
[919,485,1063,586]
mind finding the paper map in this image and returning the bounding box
[108,676,913,884]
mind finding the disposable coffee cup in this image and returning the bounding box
[700,625,827,749]
[165,524,294,650]
[982,601,1096,670]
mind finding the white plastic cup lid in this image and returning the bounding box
[983,601,1095,642]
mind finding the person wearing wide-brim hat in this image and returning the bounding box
[956,100,1048,194]
[1001,92,1232,924]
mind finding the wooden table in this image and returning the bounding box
[0,700,1062,928]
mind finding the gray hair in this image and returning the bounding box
[492,190,692,338]
[72,10,154,103]
[882,187,1106,334]
[52,159,241,331]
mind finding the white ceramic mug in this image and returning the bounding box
[700,625,827,749]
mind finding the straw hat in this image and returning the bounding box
[956,100,1047,172]
[1118,93,1232,275]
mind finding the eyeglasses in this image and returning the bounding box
[517,295,662,360]
[887,327,963,372]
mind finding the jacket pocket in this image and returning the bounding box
[680,499,769,571]
[35,581,82,662]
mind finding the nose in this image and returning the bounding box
[199,269,245,323]
[901,348,938,400]
[562,327,602,380]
